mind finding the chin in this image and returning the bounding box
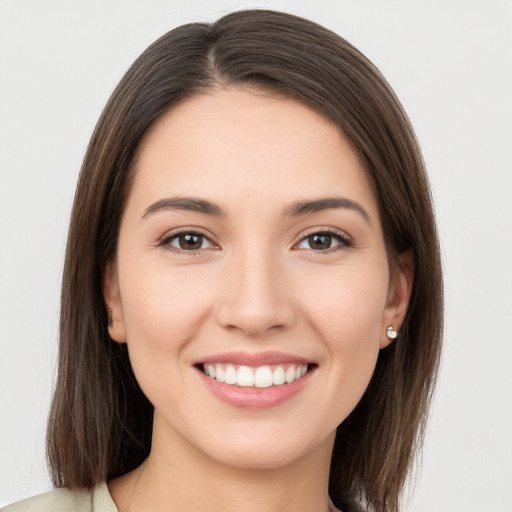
[194,425,336,472]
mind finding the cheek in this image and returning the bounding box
[120,255,213,333]
[298,261,389,343]
[117,260,214,393]
[297,264,388,409]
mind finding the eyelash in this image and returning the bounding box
[157,228,217,254]
[294,227,353,254]
[157,227,353,255]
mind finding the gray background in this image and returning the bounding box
[1,1,511,510]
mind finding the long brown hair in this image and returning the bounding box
[47,9,443,512]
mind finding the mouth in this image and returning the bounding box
[198,362,314,388]
[193,352,317,408]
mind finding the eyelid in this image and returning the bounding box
[157,226,220,253]
[293,227,353,252]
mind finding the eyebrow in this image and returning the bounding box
[283,196,371,224]
[141,195,370,224]
[142,197,227,219]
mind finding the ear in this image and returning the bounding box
[102,260,127,343]
[380,249,414,349]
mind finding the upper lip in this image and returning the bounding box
[196,351,314,367]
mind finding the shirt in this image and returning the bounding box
[0,483,116,512]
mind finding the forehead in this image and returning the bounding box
[129,88,378,220]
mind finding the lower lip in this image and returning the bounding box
[197,369,313,409]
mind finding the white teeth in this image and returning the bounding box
[272,366,286,385]
[254,366,273,388]
[203,363,310,388]
[285,366,295,383]
[224,365,237,385]
[237,366,254,387]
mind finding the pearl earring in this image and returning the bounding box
[386,325,398,340]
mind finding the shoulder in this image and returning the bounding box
[1,483,116,512]
[0,487,90,512]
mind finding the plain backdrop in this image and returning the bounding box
[1,1,511,511]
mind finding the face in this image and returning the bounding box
[104,88,411,471]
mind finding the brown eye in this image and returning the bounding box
[178,233,203,250]
[161,231,215,252]
[296,230,352,252]
[308,234,333,250]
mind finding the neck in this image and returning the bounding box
[109,413,335,512]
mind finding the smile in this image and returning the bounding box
[195,352,317,408]
[202,363,309,388]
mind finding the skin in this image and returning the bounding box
[104,88,413,512]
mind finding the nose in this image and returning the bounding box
[214,249,295,338]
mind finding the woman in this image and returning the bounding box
[2,9,442,512]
